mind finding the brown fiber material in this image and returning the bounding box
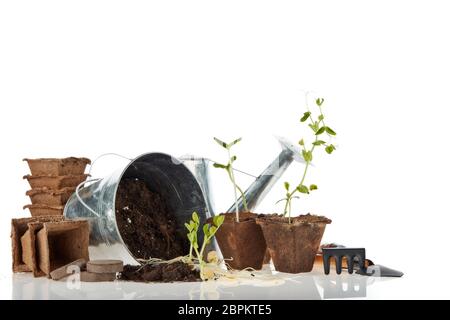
[87,260,123,274]
[11,216,64,273]
[36,220,90,277]
[23,204,64,217]
[23,157,91,176]
[212,212,267,270]
[26,187,75,206]
[26,220,64,277]
[23,174,89,189]
[80,271,116,282]
[263,248,271,264]
[256,214,331,273]
[50,259,87,280]
[20,230,33,271]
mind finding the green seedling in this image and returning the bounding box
[185,212,225,280]
[277,97,337,223]
[213,137,248,222]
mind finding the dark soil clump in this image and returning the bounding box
[115,179,187,260]
[119,262,200,282]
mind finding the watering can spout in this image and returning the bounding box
[227,136,303,213]
[181,136,303,216]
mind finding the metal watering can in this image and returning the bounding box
[64,137,302,265]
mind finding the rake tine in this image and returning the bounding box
[335,255,343,274]
[347,255,354,274]
[323,254,331,275]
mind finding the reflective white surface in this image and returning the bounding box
[2,265,408,300]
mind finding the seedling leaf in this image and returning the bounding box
[325,144,336,154]
[316,98,324,106]
[300,111,311,122]
[213,215,225,227]
[213,162,227,169]
[192,212,200,224]
[213,137,228,149]
[313,140,326,146]
[315,126,326,135]
[325,127,336,135]
[302,150,313,162]
[284,182,290,191]
[203,224,209,237]
[297,185,310,194]
[228,137,242,147]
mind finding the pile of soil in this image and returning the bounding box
[115,179,187,260]
[119,262,200,282]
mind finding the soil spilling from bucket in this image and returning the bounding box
[119,262,200,282]
[115,179,187,260]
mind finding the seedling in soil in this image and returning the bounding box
[185,212,225,280]
[277,97,337,223]
[213,137,248,222]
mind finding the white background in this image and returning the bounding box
[1,0,450,299]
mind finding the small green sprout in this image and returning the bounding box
[185,212,225,280]
[278,97,337,223]
[213,137,248,222]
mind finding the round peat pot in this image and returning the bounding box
[64,153,208,265]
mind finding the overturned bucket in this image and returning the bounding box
[64,153,209,265]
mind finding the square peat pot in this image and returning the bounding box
[36,220,90,277]
[11,216,64,273]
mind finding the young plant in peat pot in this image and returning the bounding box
[211,137,267,270]
[256,98,334,273]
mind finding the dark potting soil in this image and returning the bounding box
[119,262,200,282]
[115,179,188,260]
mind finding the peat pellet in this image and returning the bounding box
[50,259,87,280]
[87,260,123,274]
[80,271,117,282]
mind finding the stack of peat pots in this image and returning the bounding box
[23,157,91,216]
[11,157,92,278]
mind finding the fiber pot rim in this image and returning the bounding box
[23,157,91,164]
[26,187,76,196]
[256,213,332,226]
[207,211,262,224]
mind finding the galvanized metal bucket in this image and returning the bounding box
[64,152,208,265]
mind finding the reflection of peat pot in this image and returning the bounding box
[64,153,208,265]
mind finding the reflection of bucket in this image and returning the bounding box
[64,153,208,265]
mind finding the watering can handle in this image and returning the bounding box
[75,178,102,218]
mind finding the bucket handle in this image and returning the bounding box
[88,153,133,176]
[75,178,102,218]
[76,153,132,217]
